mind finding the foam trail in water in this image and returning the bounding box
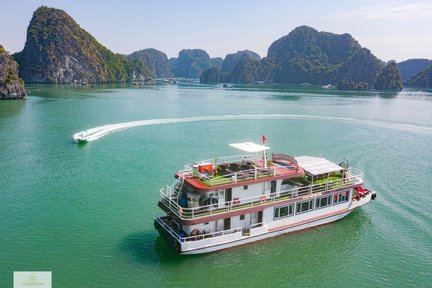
[73,114,432,142]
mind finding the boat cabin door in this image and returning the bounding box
[224,218,231,230]
[270,181,277,197]
[225,188,232,203]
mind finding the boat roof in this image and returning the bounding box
[295,156,342,176]
[229,142,270,153]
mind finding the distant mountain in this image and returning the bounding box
[210,57,223,69]
[406,65,432,88]
[221,50,261,73]
[374,61,403,91]
[14,6,150,84]
[397,59,432,83]
[201,56,275,84]
[267,26,382,85]
[172,49,213,78]
[202,26,383,88]
[200,67,228,83]
[127,48,173,78]
[0,44,26,99]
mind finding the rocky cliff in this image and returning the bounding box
[221,50,261,73]
[0,45,26,99]
[210,57,223,70]
[172,49,213,78]
[127,48,173,78]
[267,26,382,85]
[406,65,432,88]
[397,59,432,83]
[14,6,149,84]
[374,61,403,91]
[200,50,271,84]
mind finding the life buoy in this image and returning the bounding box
[191,229,200,236]
[260,195,266,202]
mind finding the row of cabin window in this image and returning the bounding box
[274,191,349,220]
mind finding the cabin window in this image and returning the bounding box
[316,195,332,209]
[334,191,349,205]
[273,204,294,219]
[240,214,245,220]
[296,199,314,214]
[244,185,248,190]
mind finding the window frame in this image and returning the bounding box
[273,203,294,220]
[333,191,349,205]
[295,199,314,214]
[315,195,332,209]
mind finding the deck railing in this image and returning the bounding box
[160,167,363,220]
[154,216,243,242]
[193,166,278,186]
[183,154,261,171]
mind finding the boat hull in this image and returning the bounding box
[155,192,373,255]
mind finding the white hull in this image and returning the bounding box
[156,192,373,255]
[181,210,351,255]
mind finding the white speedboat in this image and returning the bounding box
[73,130,89,142]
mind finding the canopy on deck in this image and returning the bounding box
[229,142,270,153]
[295,156,342,176]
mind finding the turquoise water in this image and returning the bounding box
[1,83,431,287]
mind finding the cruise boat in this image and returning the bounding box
[154,141,376,254]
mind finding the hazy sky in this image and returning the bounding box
[1,0,431,62]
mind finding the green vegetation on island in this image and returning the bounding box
[221,50,261,74]
[200,50,264,83]
[0,44,26,99]
[171,49,214,78]
[336,80,369,91]
[210,57,223,70]
[406,65,432,88]
[5,6,426,92]
[374,61,403,91]
[13,6,150,84]
[397,59,432,83]
[127,48,173,78]
[201,26,387,90]
[267,26,382,86]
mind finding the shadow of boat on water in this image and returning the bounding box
[119,208,372,266]
[119,231,192,266]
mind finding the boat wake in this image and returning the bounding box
[73,114,432,142]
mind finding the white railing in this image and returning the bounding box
[155,216,242,242]
[250,222,264,230]
[193,166,277,186]
[183,154,261,171]
[160,167,363,220]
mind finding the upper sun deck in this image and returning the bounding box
[176,153,304,192]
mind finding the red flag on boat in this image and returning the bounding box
[262,135,267,144]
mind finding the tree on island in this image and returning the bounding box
[374,61,403,91]
[0,45,26,99]
[336,80,369,91]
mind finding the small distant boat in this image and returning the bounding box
[322,84,335,89]
[73,130,89,142]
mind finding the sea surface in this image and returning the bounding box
[1,83,431,287]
